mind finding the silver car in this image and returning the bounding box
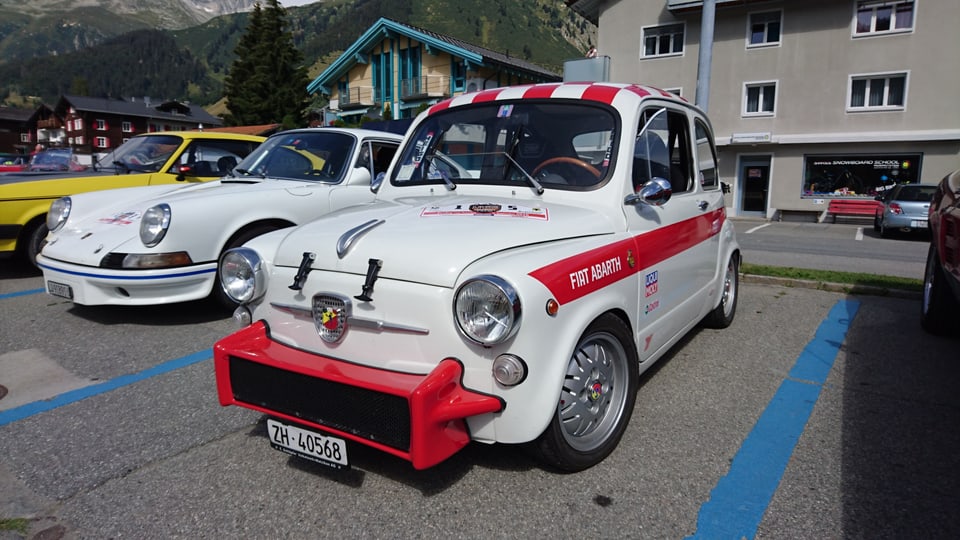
[874,183,937,237]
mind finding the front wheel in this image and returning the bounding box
[701,252,739,329]
[920,244,959,336]
[23,220,49,269]
[527,313,638,472]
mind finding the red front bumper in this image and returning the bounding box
[214,321,504,470]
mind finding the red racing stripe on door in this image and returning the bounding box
[529,208,725,305]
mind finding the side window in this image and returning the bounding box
[695,119,719,190]
[176,139,260,176]
[666,110,692,193]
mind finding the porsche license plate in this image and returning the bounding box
[266,419,348,469]
[46,281,73,299]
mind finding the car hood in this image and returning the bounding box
[271,195,619,288]
[44,179,317,264]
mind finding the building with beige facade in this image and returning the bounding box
[567,0,960,220]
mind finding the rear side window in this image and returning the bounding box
[636,107,693,193]
[695,119,719,190]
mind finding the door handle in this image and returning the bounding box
[698,200,709,211]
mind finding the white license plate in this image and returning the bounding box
[266,419,348,469]
[46,281,73,299]
[911,220,927,229]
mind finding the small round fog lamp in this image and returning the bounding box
[232,306,252,327]
[492,354,527,386]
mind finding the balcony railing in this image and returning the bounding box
[37,117,63,129]
[400,75,451,100]
[339,86,375,109]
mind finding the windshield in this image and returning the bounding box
[232,130,356,183]
[29,149,84,171]
[391,101,617,190]
[93,134,183,173]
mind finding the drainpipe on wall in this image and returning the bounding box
[695,0,716,112]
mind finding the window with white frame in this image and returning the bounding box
[20,133,30,143]
[848,73,906,110]
[75,136,84,145]
[854,0,914,36]
[664,88,682,97]
[74,118,83,131]
[744,82,777,116]
[95,136,108,148]
[642,24,684,57]
[95,119,106,130]
[748,11,781,47]
[122,121,133,132]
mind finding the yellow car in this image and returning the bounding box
[0,131,264,266]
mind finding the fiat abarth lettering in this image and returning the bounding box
[213,82,741,472]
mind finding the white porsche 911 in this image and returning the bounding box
[37,127,402,308]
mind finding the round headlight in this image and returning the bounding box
[140,204,171,247]
[47,197,72,232]
[454,275,521,346]
[220,248,266,304]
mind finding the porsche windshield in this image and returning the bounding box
[233,131,356,183]
[93,135,183,173]
[391,101,618,190]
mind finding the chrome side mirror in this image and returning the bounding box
[370,171,385,193]
[625,177,672,207]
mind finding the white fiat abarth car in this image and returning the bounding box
[37,128,402,308]
[213,82,741,472]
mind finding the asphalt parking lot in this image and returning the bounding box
[1,257,958,539]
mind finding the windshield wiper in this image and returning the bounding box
[502,152,544,195]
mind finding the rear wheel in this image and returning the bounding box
[211,225,280,310]
[921,244,959,336]
[528,313,638,472]
[702,252,739,329]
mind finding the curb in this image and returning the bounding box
[740,273,922,300]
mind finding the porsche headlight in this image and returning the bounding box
[140,204,171,247]
[220,248,266,304]
[47,197,72,232]
[454,275,521,346]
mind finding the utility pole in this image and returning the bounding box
[695,0,716,112]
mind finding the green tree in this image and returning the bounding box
[223,0,309,127]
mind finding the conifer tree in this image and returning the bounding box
[224,0,309,127]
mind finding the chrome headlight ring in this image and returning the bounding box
[219,247,267,305]
[454,275,522,346]
[47,196,72,232]
[140,203,171,247]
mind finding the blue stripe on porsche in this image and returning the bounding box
[36,262,215,281]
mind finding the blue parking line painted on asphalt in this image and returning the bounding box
[687,299,860,540]
[0,349,212,427]
[0,288,45,300]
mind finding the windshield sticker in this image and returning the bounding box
[98,211,140,225]
[420,203,548,220]
[497,104,514,118]
[412,132,434,166]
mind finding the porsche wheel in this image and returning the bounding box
[529,313,638,472]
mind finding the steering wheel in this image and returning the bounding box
[531,157,602,178]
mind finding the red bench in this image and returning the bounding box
[827,199,881,223]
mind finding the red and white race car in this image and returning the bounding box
[213,82,741,471]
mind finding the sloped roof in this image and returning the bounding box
[308,17,562,95]
[0,106,34,122]
[201,123,282,136]
[56,94,224,127]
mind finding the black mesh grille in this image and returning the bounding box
[229,356,411,451]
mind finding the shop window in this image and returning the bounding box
[747,11,781,47]
[854,0,914,36]
[643,24,684,57]
[848,73,906,110]
[802,153,921,198]
[743,82,777,116]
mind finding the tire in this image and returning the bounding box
[701,252,739,329]
[873,215,880,232]
[210,225,279,310]
[23,220,49,269]
[879,219,890,238]
[528,313,639,472]
[920,244,959,336]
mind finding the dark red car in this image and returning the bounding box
[921,168,960,336]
